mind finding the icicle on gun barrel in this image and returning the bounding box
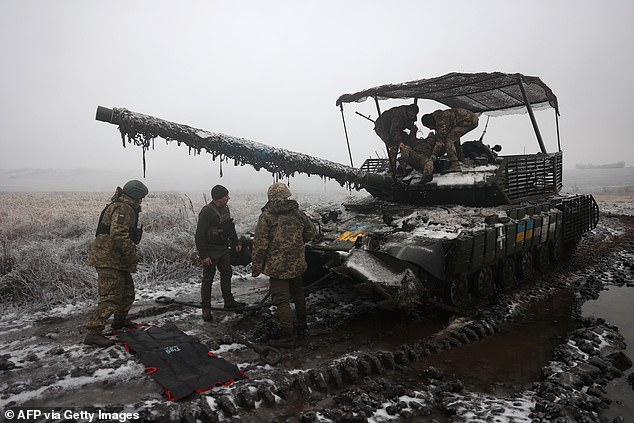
[95,106,391,189]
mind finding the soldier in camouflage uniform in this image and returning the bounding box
[251,183,316,347]
[84,180,148,347]
[421,108,479,173]
[373,104,419,174]
[398,133,438,183]
[195,185,245,322]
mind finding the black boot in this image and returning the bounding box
[202,307,213,322]
[84,334,114,347]
[224,298,246,309]
[111,318,137,330]
[269,329,296,348]
[296,316,308,339]
[441,160,462,174]
[296,324,308,339]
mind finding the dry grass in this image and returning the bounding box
[0,192,208,309]
[0,189,355,309]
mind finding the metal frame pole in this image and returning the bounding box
[555,109,561,152]
[339,104,354,167]
[517,75,547,154]
[374,96,394,174]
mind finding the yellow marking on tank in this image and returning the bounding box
[338,231,365,242]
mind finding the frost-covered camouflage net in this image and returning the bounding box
[109,108,367,187]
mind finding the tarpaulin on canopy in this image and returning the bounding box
[335,72,559,115]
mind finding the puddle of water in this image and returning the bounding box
[583,284,634,421]
[418,289,579,394]
[285,309,449,369]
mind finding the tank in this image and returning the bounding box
[95,72,600,308]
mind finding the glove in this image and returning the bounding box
[431,154,437,162]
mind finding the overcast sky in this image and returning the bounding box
[1,0,633,193]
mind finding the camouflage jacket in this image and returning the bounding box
[252,199,316,279]
[195,202,236,261]
[374,105,417,147]
[88,190,142,272]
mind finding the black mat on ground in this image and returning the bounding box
[118,323,248,400]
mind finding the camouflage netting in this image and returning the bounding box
[109,108,367,187]
[336,72,559,115]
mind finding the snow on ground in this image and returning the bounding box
[441,391,536,423]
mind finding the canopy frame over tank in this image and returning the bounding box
[335,72,564,205]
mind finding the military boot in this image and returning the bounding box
[296,323,308,339]
[224,298,246,309]
[111,318,137,330]
[202,307,213,322]
[268,329,296,349]
[84,334,114,347]
[441,160,462,174]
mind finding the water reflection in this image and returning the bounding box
[420,290,579,394]
[583,284,634,421]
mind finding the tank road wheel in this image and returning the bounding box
[445,275,469,306]
[498,258,517,288]
[535,246,550,273]
[472,266,494,297]
[518,250,535,280]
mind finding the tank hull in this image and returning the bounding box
[306,193,599,307]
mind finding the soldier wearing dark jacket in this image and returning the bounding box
[252,183,316,347]
[421,108,479,173]
[195,185,245,322]
[84,180,148,347]
[373,104,419,174]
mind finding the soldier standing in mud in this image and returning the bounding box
[373,104,419,175]
[195,184,245,322]
[84,180,148,347]
[251,183,316,348]
[420,108,479,173]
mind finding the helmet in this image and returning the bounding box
[122,180,149,199]
[211,184,229,200]
[407,104,419,114]
[267,183,292,201]
[421,113,436,129]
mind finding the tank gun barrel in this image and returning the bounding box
[95,106,380,187]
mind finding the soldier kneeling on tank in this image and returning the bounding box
[398,134,438,183]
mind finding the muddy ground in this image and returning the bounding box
[1,199,633,422]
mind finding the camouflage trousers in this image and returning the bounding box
[374,128,413,173]
[440,116,479,162]
[201,253,234,306]
[86,268,135,335]
[269,276,306,333]
[399,143,434,179]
